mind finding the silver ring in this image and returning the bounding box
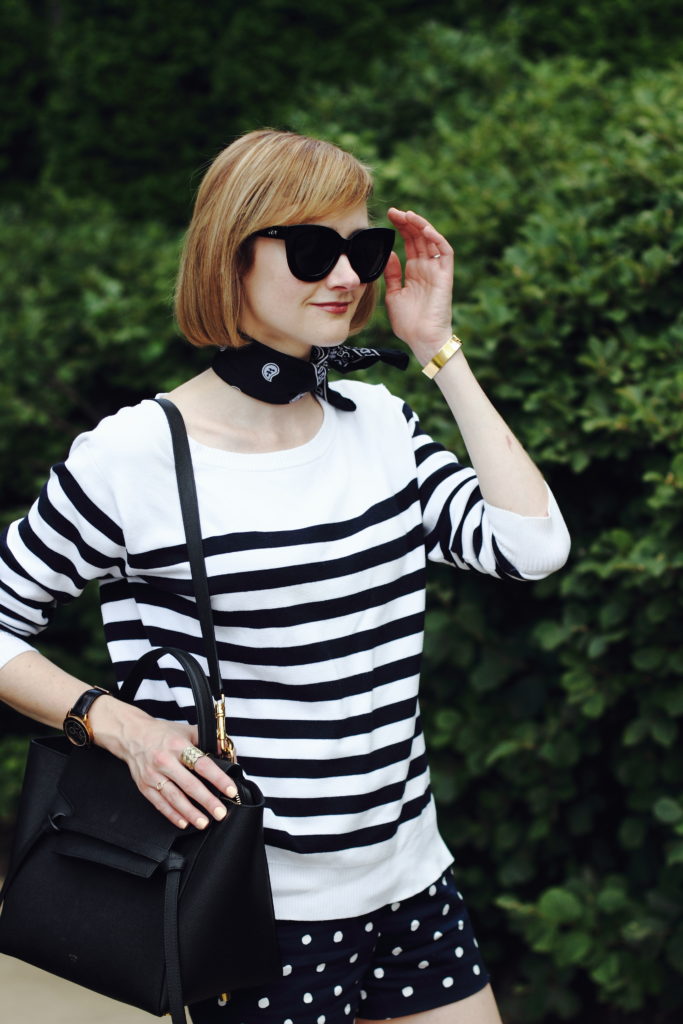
[155,779,168,792]
[180,745,206,771]
[431,253,441,260]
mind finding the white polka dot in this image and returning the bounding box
[474,938,479,948]
[333,930,343,942]
[360,990,367,1001]
[443,977,454,988]
[391,902,401,911]
[429,884,437,896]
[334,985,343,996]
[442,903,450,916]
[418,960,429,969]
[344,1006,351,1016]
[284,1019,293,1024]
[301,934,312,945]
[258,997,270,1008]
[402,986,414,997]
[410,919,420,931]
[317,1017,326,1024]
[282,964,293,976]
[303,993,313,1004]
[455,946,464,958]
[373,967,385,979]
[433,930,443,940]
[392,946,403,956]
[458,920,464,931]
[364,922,374,932]
[442,877,448,885]
[349,953,359,963]
[316,963,326,973]
[457,890,463,899]
[473,964,481,975]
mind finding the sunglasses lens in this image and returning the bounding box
[349,229,394,282]
[287,226,339,281]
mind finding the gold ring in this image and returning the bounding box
[155,779,168,792]
[180,745,206,771]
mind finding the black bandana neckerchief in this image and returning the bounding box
[211,335,409,411]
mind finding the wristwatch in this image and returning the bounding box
[63,686,110,747]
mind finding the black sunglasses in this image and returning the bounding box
[252,224,395,283]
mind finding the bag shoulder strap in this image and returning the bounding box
[155,398,223,702]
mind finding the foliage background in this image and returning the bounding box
[1,2,682,1021]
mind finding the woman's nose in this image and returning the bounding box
[326,254,361,289]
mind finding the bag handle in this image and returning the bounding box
[118,646,216,754]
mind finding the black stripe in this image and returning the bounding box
[137,610,424,668]
[0,574,53,612]
[18,518,89,593]
[227,695,417,741]
[491,535,524,580]
[267,750,429,817]
[37,488,127,575]
[414,439,445,470]
[53,462,125,547]
[264,787,432,853]
[124,652,423,705]
[419,461,476,517]
[235,720,422,779]
[0,530,52,593]
[449,485,484,565]
[0,602,42,631]
[136,525,425,598]
[128,480,419,570]
[101,566,426,631]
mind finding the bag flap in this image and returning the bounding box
[55,830,162,878]
[57,746,180,860]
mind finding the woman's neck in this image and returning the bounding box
[165,369,324,454]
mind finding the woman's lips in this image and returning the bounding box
[311,302,351,314]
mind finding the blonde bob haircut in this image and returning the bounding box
[175,129,379,348]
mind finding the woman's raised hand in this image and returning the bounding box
[383,208,455,366]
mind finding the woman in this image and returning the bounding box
[0,130,569,1023]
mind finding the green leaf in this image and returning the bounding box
[538,887,583,924]
[653,797,683,825]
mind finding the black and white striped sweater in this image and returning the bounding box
[0,380,570,919]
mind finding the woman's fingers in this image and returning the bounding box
[387,207,454,264]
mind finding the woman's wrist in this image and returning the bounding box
[421,333,463,379]
[88,694,148,758]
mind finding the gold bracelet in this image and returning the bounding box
[421,334,463,379]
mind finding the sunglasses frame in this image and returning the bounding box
[251,224,395,283]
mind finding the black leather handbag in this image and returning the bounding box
[0,398,281,1022]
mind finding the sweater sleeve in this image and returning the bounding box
[0,432,127,670]
[400,399,570,580]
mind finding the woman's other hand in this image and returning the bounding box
[383,208,455,366]
[89,695,239,830]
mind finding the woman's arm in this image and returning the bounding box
[384,207,548,517]
[0,649,238,828]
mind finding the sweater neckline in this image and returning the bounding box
[151,396,335,471]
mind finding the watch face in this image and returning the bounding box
[64,716,90,747]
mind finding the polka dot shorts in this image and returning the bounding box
[189,868,489,1023]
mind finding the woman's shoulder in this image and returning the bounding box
[330,378,405,411]
[69,398,169,466]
